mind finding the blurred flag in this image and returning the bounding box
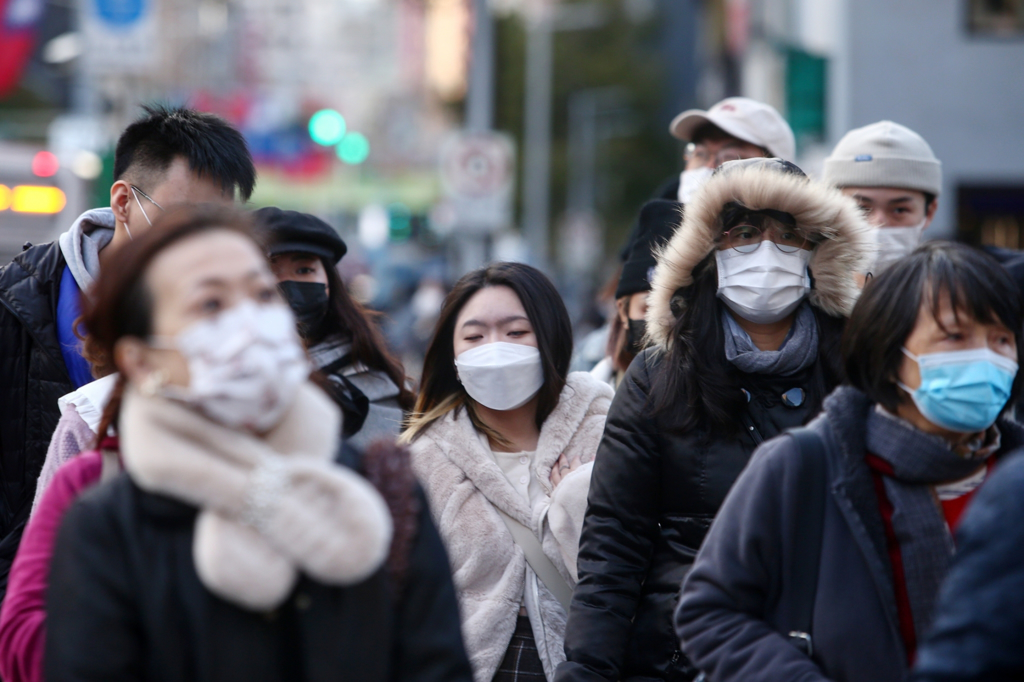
[0,0,44,97]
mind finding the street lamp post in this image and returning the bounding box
[520,1,606,273]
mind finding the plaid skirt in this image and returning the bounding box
[492,615,546,681]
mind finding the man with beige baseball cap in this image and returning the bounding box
[664,97,797,204]
[823,120,942,273]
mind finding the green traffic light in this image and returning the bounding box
[309,109,346,146]
[337,132,370,165]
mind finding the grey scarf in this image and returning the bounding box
[308,334,353,371]
[865,407,999,646]
[722,302,818,376]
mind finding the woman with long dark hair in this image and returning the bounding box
[403,262,613,682]
[555,158,873,682]
[20,206,470,682]
[256,207,413,450]
[677,243,1024,682]
[591,200,679,389]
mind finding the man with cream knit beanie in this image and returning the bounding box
[823,121,941,273]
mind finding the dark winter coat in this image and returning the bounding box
[557,161,873,682]
[912,449,1024,682]
[675,387,1024,682]
[0,242,72,600]
[45,453,473,682]
[560,347,836,682]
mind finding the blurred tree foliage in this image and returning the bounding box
[493,0,680,278]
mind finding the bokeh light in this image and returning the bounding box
[31,151,59,178]
[308,109,347,146]
[336,132,370,165]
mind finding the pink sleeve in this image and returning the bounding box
[0,452,103,682]
[31,406,97,517]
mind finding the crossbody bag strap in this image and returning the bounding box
[779,426,829,657]
[495,507,573,611]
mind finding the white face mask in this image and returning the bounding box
[455,342,544,411]
[715,242,812,324]
[152,301,310,432]
[678,167,714,204]
[871,218,927,273]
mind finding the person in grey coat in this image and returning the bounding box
[256,208,414,450]
[675,242,1024,682]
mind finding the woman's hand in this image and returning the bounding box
[550,452,582,488]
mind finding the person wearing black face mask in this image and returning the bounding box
[591,200,680,389]
[255,207,415,450]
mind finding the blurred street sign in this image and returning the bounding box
[438,130,514,234]
[80,0,157,74]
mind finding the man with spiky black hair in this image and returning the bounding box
[0,105,255,601]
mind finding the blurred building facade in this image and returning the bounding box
[710,0,1024,243]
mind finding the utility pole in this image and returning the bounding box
[451,0,496,277]
[521,2,606,274]
[522,10,553,272]
[466,0,494,132]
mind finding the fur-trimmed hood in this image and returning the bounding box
[646,158,874,347]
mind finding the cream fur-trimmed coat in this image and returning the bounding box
[646,159,875,346]
[410,372,612,682]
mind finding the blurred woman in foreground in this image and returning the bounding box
[42,207,471,682]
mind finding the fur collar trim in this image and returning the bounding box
[646,163,874,346]
[121,382,392,611]
[418,372,612,525]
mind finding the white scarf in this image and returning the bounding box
[120,382,392,610]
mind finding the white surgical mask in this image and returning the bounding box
[678,167,714,204]
[455,342,544,411]
[871,218,927,273]
[716,242,812,324]
[152,300,310,432]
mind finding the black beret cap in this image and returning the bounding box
[615,200,682,299]
[253,207,347,264]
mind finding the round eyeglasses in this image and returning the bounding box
[717,223,813,254]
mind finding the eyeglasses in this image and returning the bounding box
[130,184,164,228]
[685,143,763,169]
[718,223,814,254]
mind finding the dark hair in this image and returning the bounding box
[691,121,770,157]
[649,252,845,435]
[315,260,415,411]
[924,192,936,213]
[82,205,258,443]
[401,262,573,444]
[608,296,638,374]
[843,241,1024,413]
[114,105,256,201]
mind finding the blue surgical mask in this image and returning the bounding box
[899,347,1018,433]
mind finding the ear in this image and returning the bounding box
[114,336,151,385]
[110,180,132,226]
[924,196,940,229]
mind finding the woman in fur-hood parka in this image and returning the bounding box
[556,158,874,682]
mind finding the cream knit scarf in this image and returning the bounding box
[120,382,393,611]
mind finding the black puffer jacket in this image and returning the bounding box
[46,448,473,682]
[0,242,72,599]
[556,159,873,682]
[562,345,836,681]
